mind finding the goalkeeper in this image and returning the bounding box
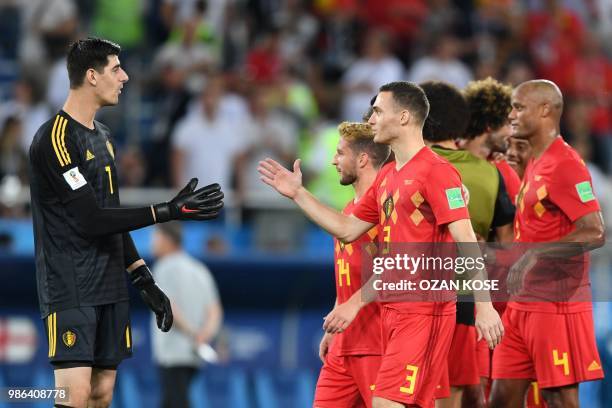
[28,37,224,408]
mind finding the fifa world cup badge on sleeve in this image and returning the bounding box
[62,167,87,190]
[445,187,466,209]
[575,181,595,203]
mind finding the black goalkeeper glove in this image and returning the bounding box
[153,178,224,223]
[130,265,173,332]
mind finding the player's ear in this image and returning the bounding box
[399,110,410,126]
[540,103,551,118]
[86,68,97,86]
[358,152,369,168]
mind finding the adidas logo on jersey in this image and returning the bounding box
[588,360,601,371]
[86,150,95,161]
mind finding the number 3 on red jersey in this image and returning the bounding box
[382,225,391,254]
[399,364,419,394]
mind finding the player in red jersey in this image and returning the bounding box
[506,135,536,408]
[463,78,547,408]
[489,80,605,407]
[314,121,390,408]
[259,81,503,408]
[461,77,546,408]
[419,81,516,408]
[458,77,530,407]
[506,136,532,180]
[461,78,522,205]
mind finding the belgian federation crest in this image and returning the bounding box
[106,140,115,159]
[383,196,394,219]
[62,330,77,347]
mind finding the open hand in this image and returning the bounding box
[258,158,303,199]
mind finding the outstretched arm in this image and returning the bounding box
[32,124,223,237]
[258,158,373,243]
[66,179,223,238]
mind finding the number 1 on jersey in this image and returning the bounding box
[105,165,114,194]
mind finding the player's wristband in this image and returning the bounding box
[152,203,178,223]
[129,265,155,290]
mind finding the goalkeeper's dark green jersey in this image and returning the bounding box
[432,146,515,312]
[432,146,515,238]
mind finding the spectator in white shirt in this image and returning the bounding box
[340,29,404,122]
[171,75,245,192]
[407,32,473,89]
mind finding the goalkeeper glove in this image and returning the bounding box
[153,178,224,223]
[130,264,173,332]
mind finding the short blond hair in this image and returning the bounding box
[337,121,390,168]
[337,121,374,141]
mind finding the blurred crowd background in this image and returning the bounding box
[0,0,611,223]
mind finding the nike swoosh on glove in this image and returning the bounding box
[153,178,224,222]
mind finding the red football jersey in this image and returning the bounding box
[493,158,521,204]
[331,200,382,356]
[511,136,600,313]
[352,146,470,314]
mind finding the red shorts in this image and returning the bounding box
[492,306,604,388]
[314,350,382,408]
[434,363,450,400]
[373,307,455,407]
[447,323,480,386]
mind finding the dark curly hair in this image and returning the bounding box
[420,81,469,142]
[463,77,512,140]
